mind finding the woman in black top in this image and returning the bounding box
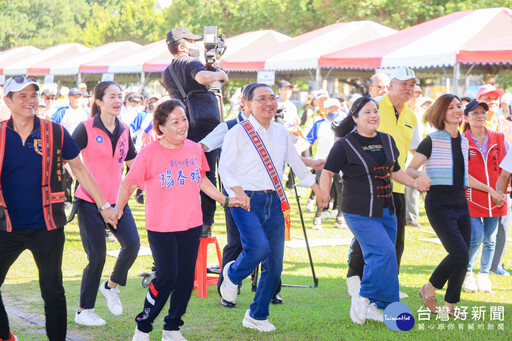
[406,94,505,318]
[320,96,427,325]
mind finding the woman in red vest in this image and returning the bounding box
[462,100,507,294]
[71,81,140,326]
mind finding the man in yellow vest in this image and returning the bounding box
[346,67,422,300]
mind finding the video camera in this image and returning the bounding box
[203,26,227,71]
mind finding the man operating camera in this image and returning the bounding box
[163,27,228,238]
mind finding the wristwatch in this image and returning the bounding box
[98,202,112,213]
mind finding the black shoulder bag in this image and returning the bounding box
[167,64,221,132]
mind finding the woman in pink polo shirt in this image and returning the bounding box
[115,100,241,341]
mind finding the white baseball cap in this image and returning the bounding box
[4,76,39,95]
[390,67,419,84]
[324,98,341,108]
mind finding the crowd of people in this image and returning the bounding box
[0,26,511,341]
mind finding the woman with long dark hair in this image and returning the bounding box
[320,96,427,325]
[406,94,505,317]
[72,81,140,326]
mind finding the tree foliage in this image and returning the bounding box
[1,0,512,50]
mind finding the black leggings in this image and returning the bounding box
[425,193,470,303]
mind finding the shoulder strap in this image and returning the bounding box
[226,119,238,130]
[168,62,188,100]
[239,120,292,240]
[239,120,289,206]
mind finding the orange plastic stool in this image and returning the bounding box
[193,236,222,297]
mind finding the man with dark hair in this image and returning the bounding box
[162,27,228,238]
[0,76,117,341]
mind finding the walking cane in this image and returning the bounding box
[282,175,319,288]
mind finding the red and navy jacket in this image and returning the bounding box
[0,118,66,232]
[464,128,507,217]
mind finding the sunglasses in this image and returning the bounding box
[11,76,38,83]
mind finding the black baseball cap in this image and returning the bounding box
[166,27,202,45]
[464,100,489,116]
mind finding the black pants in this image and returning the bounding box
[347,192,406,278]
[425,194,470,304]
[136,226,202,333]
[201,150,220,227]
[0,228,66,341]
[77,200,140,309]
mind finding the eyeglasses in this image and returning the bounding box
[469,111,487,116]
[254,96,277,103]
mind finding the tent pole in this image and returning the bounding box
[452,63,460,95]
[316,67,322,90]
[308,70,315,84]
[140,72,145,91]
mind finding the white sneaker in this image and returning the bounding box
[242,309,276,332]
[463,272,478,293]
[331,209,338,218]
[305,199,315,212]
[321,211,331,219]
[346,275,361,297]
[162,329,187,341]
[220,261,238,303]
[366,303,384,322]
[132,327,150,341]
[74,309,106,326]
[350,294,368,325]
[334,216,348,229]
[312,217,322,230]
[100,280,123,315]
[399,291,409,299]
[477,273,492,292]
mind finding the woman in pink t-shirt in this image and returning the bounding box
[115,100,241,341]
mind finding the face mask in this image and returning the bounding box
[188,47,201,59]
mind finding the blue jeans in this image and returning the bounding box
[468,217,499,274]
[343,208,399,309]
[229,191,284,320]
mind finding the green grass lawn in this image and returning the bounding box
[3,188,512,340]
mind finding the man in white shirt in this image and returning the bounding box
[51,88,89,135]
[218,83,328,332]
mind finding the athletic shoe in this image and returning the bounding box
[399,291,409,299]
[74,309,106,326]
[346,275,361,297]
[220,261,238,303]
[334,216,348,229]
[331,209,338,218]
[100,280,123,315]
[463,273,478,293]
[242,310,276,332]
[312,217,322,230]
[350,294,368,325]
[367,303,384,322]
[162,329,187,341]
[105,229,117,243]
[321,211,331,220]
[305,199,315,212]
[132,327,150,341]
[491,265,511,276]
[477,273,492,293]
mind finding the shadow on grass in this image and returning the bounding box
[3,273,511,341]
